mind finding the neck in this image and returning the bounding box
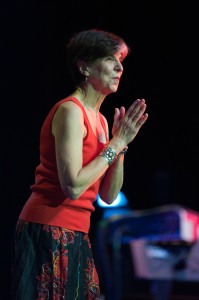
[74,85,106,113]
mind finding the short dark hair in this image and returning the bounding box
[66,29,129,87]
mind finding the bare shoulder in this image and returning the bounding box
[56,101,83,117]
[52,101,84,136]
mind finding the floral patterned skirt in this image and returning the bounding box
[11,220,101,300]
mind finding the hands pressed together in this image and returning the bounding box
[112,99,148,146]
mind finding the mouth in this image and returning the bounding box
[112,77,120,82]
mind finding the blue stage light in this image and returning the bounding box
[97,191,128,208]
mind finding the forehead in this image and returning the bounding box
[114,42,128,61]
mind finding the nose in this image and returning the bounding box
[115,60,123,73]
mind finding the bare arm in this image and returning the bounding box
[99,153,124,204]
[52,101,109,200]
[52,99,148,200]
[99,107,125,203]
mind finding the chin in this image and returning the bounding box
[111,86,119,93]
[107,85,119,94]
[101,83,119,95]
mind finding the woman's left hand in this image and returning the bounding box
[112,106,125,136]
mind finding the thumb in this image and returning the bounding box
[120,106,125,118]
[114,108,120,121]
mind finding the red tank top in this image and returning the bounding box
[19,97,108,233]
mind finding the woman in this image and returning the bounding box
[11,29,148,299]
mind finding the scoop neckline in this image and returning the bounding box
[66,97,108,145]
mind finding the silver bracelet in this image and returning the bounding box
[100,147,117,166]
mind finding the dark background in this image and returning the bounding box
[1,0,199,298]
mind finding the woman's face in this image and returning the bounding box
[87,44,127,95]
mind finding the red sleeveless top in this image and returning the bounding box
[19,97,108,233]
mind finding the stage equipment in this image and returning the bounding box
[96,204,199,300]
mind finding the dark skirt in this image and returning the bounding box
[11,220,101,300]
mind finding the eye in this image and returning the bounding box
[105,56,115,61]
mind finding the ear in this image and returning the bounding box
[76,60,89,77]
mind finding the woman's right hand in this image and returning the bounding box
[113,99,148,147]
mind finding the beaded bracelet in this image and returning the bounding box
[119,145,128,154]
[100,146,117,166]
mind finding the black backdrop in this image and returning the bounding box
[1,0,199,297]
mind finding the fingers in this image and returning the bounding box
[115,107,120,115]
[120,106,125,118]
[115,99,147,128]
[114,107,125,122]
[132,101,147,124]
[113,99,148,145]
[125,99,144,118]
[124,98,148,134]
[137,113,148,128]
[114,108,120,122]
[124,99,146,126]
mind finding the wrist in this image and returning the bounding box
[100,146,117,166]
[108,137,126,155]
[119,145,128,154]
